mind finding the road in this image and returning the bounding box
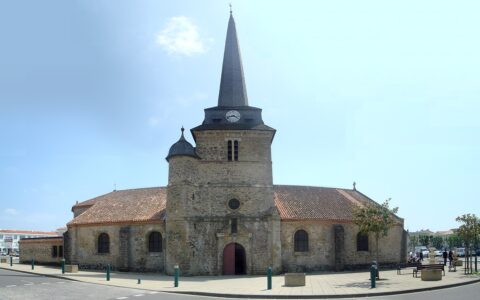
[0,267,479,300]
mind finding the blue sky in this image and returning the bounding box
[0,0,478,232]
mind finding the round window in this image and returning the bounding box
[228,199,240,210]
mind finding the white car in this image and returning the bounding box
[434,250,442,257]
[456,248,465,257]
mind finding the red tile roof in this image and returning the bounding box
[274,185,368,221]
[0,230,58,235]
[68,187,166,226]
[68,185,400,226]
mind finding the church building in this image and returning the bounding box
[65,12,407,275]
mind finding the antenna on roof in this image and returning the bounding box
[353,181,356,191]
[114,182,117,192]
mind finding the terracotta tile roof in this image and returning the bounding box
[0,230,58,235]
[273,185,371,221]
[68,187,166,226]
[67,185,399,226]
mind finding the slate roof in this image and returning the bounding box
[68,187,166,226]
[68,185,398,226]
[166,128,199,162]
[218,12,248,107]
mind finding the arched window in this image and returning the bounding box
[294,230,309,252]
[98,233,110,254]
[357,232,369,251]
[148,231,162,252]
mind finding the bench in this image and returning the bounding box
[397,262,420,275]
[413,264,445,277]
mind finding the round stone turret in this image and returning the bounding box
[166,127,198,162]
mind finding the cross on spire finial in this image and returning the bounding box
[229,3,232,15]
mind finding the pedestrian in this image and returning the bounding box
[448,250,453,266]
[419,251,424,261]
[442,250,448,265]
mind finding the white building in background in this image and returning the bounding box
[0,229,58,254]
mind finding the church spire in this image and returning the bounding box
[217,11,249,107]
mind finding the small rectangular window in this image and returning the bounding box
[227,140,232,161]
[52,246,58,258]
[234,141,239,161]
[231,218,238,234]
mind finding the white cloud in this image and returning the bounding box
[156,16,210,56]
[4,208,18,215]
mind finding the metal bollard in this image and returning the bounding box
[370,262,377,288]
[106,264,111,281]
[31,259,35,270]
[61,258,65,274]
[174,264,179,287]
[137,278,141,284]
[267,266,272,290]
[10,256,13,267]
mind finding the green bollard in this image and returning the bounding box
[31,258,35,270]
[370,262,377,288]
[267,266,272,290]
[174,264,179,287]
[106,264,111,281]
[10,256,13,267]
[61,258,65,274]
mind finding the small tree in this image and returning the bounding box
[418,235,431,247]
[409,235,419,252]
[353,198,399,277]
[446,234,464,249]
[456,214,480,273]
[431,236,444,250]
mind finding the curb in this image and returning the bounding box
[1,265,480,299]
[0,266,78,282]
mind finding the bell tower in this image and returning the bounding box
[165,11,281,275]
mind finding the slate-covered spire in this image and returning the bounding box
[166,127,198,162]
[217,12,249,107]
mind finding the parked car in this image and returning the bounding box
[455,248,465,257]
[434,250,442,257]
[415,246,429,258]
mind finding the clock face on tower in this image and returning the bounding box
[225,110,241,123]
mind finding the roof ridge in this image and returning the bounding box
[274,184,354,191]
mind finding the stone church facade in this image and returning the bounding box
[65,13,407,275]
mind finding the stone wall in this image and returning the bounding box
[68,223,165,272]
[281,221,405,272]
[19,237,64,265]
[166,129,281,275]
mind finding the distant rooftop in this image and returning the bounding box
[0,229,58,235]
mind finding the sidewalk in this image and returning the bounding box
[1,262,479,298]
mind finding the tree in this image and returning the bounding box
[456,214,480,273]
[446,234,463,249]
[431,236,444,250]
[418,235,431,247]
[409,235,419,252]
[353,198,399,278]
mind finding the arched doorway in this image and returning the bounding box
[223,243,246,275]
